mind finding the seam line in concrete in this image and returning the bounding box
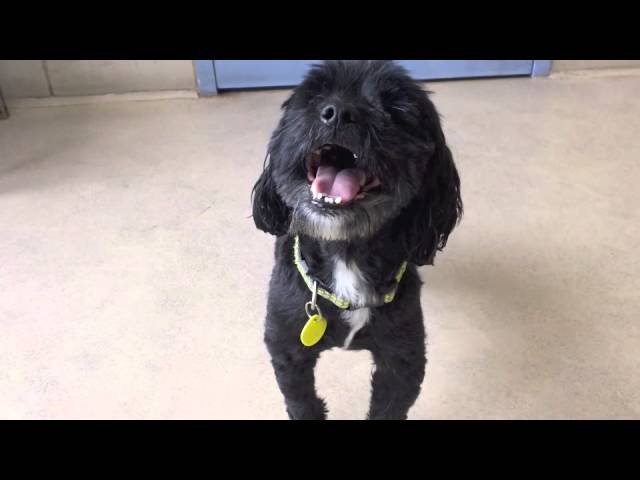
[41,60,54,96]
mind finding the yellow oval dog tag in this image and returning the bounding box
[300,314,327,347]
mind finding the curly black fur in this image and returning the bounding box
[252,61,462,419]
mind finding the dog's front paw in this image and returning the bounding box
[367,412,408,420]
[286,399,328,420]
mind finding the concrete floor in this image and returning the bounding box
[1,71,640,419]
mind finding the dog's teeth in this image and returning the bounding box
[325,197,334,204]
[334,197,342,204]
[353,153,358,159]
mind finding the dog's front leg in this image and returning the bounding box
[367,339,426,420]
[267,346,327,420]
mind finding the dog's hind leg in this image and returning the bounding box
[267,346,327,420]
[367,336,426,420]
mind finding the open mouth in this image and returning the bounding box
[305,144,381,207]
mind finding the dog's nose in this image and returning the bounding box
[320,104,356,126]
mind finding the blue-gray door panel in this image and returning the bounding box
[214,60,322,89]
[397,60,534,79]
[213,60,535,90]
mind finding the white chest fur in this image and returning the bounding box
[332,259,372,349]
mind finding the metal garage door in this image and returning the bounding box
[212,60,539,90]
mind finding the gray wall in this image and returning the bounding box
[552,60,640,72]
[3,60,640,99]
[0,61,51,97]
[0,60,197,98]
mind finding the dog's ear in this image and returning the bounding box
[251,153,291,236]
[398,127,463,266]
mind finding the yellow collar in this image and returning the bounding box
[293,235,408,310]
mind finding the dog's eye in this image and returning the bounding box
[379,90,410,116]
[390,105,409,114]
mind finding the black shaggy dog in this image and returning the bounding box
[252,60,462,420]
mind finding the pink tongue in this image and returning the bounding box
[311,165,365,203]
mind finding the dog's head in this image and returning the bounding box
[252,60,462,265]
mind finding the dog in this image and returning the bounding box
[252,60,462,420]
